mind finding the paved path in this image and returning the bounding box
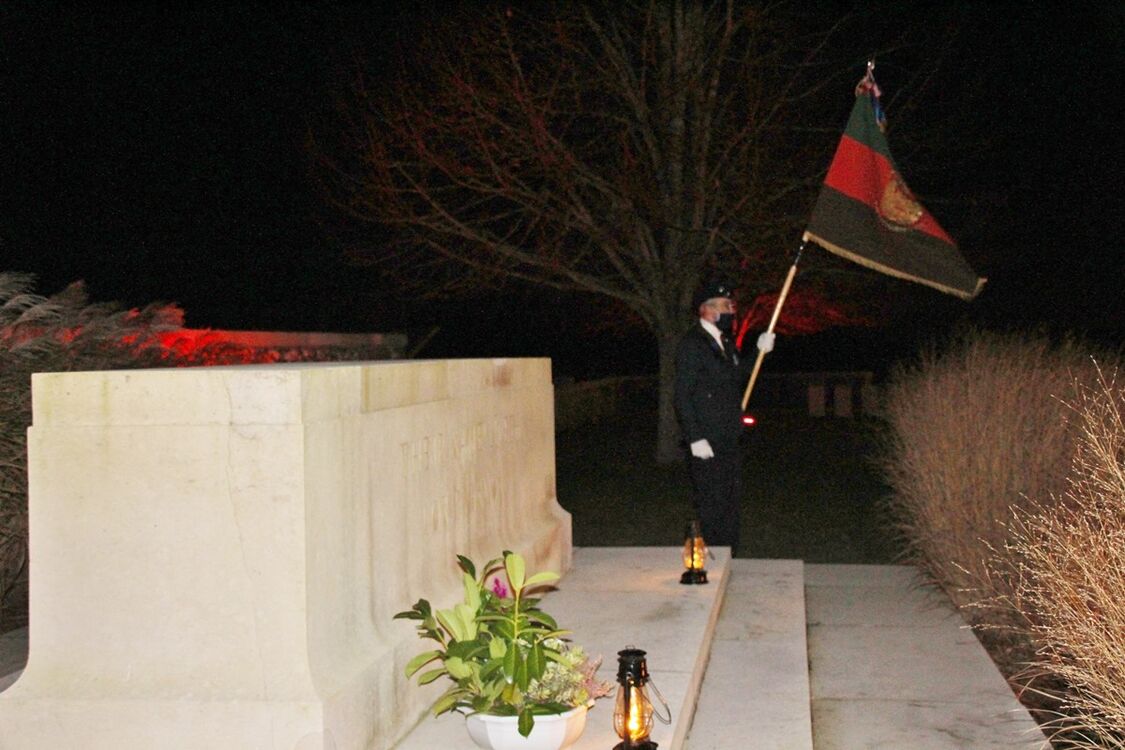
[686,561,1046,748]
[0,556,1048,749]
[688,559,813,749]
[805,564,1045,749]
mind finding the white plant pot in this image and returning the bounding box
[465,705,588,750]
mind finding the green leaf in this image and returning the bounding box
[481,657,504,681]
[393,598,431,620]
[526,642,545,681]
[484,678,505,702]
[489,637,507,659]
[444,656,472,680]
[416,668,447,685]
[491,618,515,640]
[422,614,440,636]
[462,572,481,612]
[436,608,466,642]
[404,650,441,677]
[502,642,517,680]
[515,649,530,690]
[480,556,505,584]
[527,611,559,631]
[445,639,481,660]
[518,707,535,738]
[522,571,560,590]
[455,603,478,639]
[532,701,572,715]
[431,688,463,716]
[543,649,566,664]
[505,553,526,594]
[456,554,476,579]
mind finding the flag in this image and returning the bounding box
[803,68,986,300]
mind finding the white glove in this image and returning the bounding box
[690,439,715,460]
[756,332,775,353]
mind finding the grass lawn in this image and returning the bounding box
[555,406,902,564]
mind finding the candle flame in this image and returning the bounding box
[692,537,705,569]
[627,690,644,739]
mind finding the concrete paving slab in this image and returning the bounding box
[805,578,959,628]
[544,589,717,676]
[712,587,805,642]
[689,696,811,750]
[687,560,813,750]
[723,558,804,593]
[394,547,727,750]
[813,698,1048,750]
[557,546,722,592]
[700,637,809,702]
[807,564,1046,749]
[810,621,1014,703]
[804,563,918,588]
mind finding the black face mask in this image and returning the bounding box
[715,313,735,336]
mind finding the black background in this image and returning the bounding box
[2,3,1121,379]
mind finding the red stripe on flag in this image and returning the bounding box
[824,135,954,245]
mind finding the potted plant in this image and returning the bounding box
[395,551,612,750]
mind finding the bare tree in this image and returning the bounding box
[315,1,857,461]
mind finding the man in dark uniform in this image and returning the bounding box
[674,281,774,556]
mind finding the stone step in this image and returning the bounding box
[805,564,1047,749]
[2,560,1053,749]
[393,546,730,750]
[685,559,814,750]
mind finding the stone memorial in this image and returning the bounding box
[0,359,571,749]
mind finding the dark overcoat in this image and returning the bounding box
[673,323,752,453]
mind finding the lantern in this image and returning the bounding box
[680,519,708,585]
[613,648,658,750]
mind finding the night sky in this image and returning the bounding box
[2,3,1121,379]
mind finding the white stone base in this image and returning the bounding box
[0,359,570,750]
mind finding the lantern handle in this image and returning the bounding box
[648,674,673,725]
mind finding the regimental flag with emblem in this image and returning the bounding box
[803,66,986,300]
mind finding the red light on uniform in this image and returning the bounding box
[741,413,756,427]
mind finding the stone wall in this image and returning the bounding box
[0,358,570,749]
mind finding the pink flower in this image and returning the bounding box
[491,577,509,599]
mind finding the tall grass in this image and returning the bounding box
[880,330,1105,622]
[881,329,1125,742]
[1004,369,1125,747]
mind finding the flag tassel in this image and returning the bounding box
[740,242,805,412]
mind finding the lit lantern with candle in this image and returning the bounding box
[613,648,659,750]
[680,519,708,585]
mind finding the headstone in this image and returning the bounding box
[833,384,853,417]
[808,384,826,417]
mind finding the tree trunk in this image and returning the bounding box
[655,330,683,464]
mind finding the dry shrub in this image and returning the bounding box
[1004,369,1125,747]
[880,330,1110,623]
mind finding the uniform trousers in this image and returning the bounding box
[686,447,743,557]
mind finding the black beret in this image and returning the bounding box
[692,280,735,311]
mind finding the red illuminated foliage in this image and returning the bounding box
[734,287,877,348]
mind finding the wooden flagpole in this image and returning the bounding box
[740,242,805,412]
